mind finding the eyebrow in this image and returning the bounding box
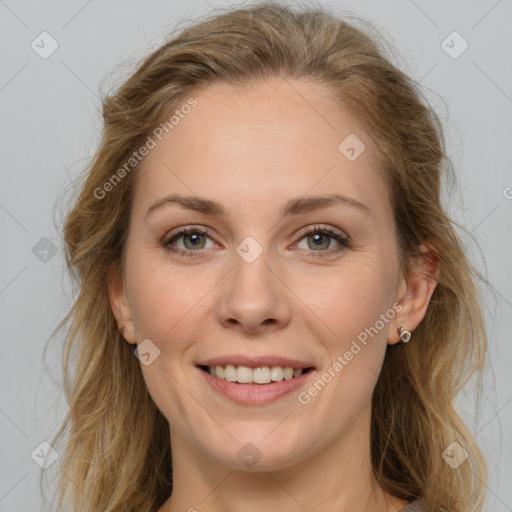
[144,193,372,219]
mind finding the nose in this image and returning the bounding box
[216,246,292,335]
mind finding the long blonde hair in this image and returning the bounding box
[47,3,489,511]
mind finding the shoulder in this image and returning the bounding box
[400,499,426,512]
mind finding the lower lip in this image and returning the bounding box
[198,367,315,405]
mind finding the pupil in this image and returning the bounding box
[309,233,328,250]
[184,232,204,249]
[189,233,201,245]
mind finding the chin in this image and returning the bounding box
[201,427,312,473]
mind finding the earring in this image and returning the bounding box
[120,326,128,334]
[397,325,411,343]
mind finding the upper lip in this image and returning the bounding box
[196,355,316,369]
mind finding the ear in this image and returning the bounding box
[388,243,439,345]
[106,262,137,344]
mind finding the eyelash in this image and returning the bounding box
[162,224,351,259]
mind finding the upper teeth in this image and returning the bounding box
[207,365,305,384]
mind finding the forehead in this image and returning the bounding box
[131,78,390,223]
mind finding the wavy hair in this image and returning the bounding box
[47,2,488,511]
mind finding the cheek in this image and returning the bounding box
[294,259,394,345]
[126,252,220,354]
[125,259,209,422]
[294,264,394,414]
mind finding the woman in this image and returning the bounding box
[49,3,488,511]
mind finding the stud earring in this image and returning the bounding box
[120,326,128,334]
[397,325,412,343]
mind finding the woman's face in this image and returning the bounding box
[109,78,427,472]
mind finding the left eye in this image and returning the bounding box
[163,225,350,258]
[294,225,350,254]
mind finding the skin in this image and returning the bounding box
[108,77,437,512]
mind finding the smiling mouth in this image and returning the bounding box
[198,364,315,385]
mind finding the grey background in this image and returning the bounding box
[0,0,511,510]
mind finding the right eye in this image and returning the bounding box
[163,226,218,257]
